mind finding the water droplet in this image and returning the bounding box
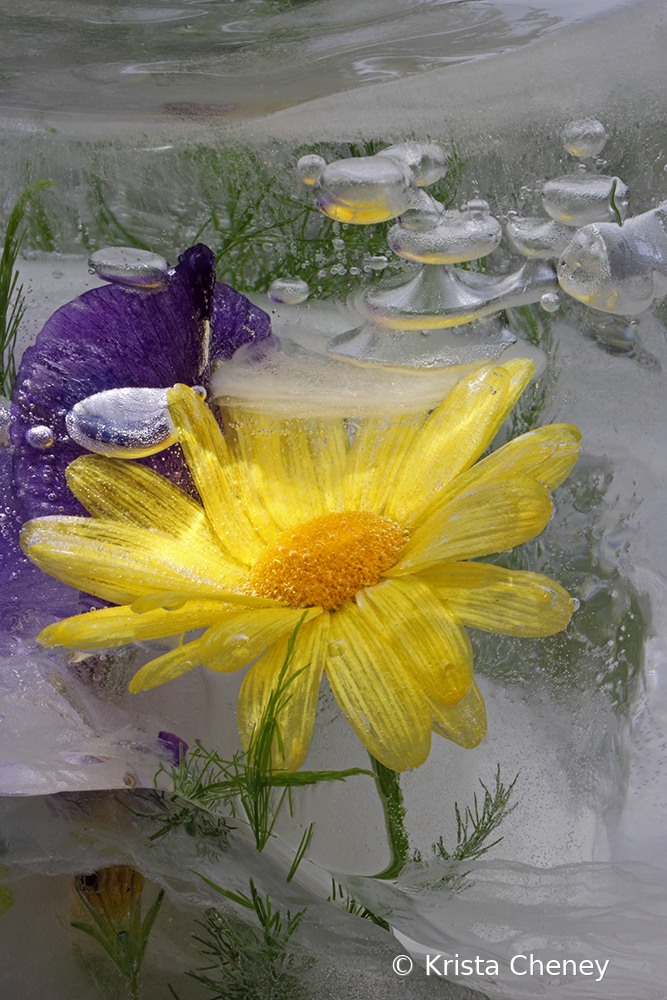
[542,175,630,227]
[66,387,177,458]
[192,385,207,399]
[332,237,346,250]
[296,153,327,185]
[230,633,249,649]
[540,291,561,313]
[327,640,347,658]
[314,155,415,224]
[88,247,171,290]
[25,424,55,449]
[562,118,607,158]
[377,141,448,187]
[268,277,310,305]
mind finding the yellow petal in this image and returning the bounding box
[66,454,214,538]
[219,405,348,530]
[428,681,487,748]
[38,599,230,649]
[383,359,535,526]
[167,384,267,563]
[419,561,574,636]
[129,639,203,692]
[21,516,243,605]
[430,424,582,503]
[390,473,552,575]
[200,606,321,673]
[342,411,425,514]
[360,578,472,706]
[325,600,431,771]
[236,614,328,771]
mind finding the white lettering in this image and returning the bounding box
[486,960,499,976]
[426,955,442,976]
[579,960,594,976]
[529,955,544,976]
[595,960,609,982]
[460,960,473,975]
[510,954,527,975]
[562,959,576,975]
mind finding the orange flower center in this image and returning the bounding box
[248,511,408,610]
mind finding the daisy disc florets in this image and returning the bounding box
[21,358,580,772]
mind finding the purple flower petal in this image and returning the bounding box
[157,731,189,765]
[10,244,272,521]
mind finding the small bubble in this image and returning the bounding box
[296,153,327,185]
[268,277,310,305]
[88,247,171,290]
[562,118,607,158]
[327,640,347,658]
[365,255,389,271]
[25,424,55,449]
[540,291,561,313]
[332,237,346,250]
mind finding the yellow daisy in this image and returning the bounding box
[21,358,580,772]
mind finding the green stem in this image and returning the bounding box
[369,755,410,879]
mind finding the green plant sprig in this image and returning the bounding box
[0,180,52,396]
[412,766,519,891]
[169,876,313,1000]
[71,877,164,1000]
[328,879,391,932]
[130,619,371,862]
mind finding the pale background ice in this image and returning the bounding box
[3,0,667,997]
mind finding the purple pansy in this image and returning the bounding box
[11,244,272,522]
[2,244,272,625]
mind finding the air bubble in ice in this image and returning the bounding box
[562,118,608,158]
[506,217,573,259]
[364,255,389,271]
[398,190,445,230]
[313,155,415,224]
[25,425,55,450]
[387,210,502,264]
[268,277,310,305]
[87,247,171,290]
[332,238,346,250]
[540,291,561,313]
[327,640,347,657]
[542,175,630,227]
[557,203,667,314]
[376,141,448,186]
[462,198,491,218]
[296,153,327,185]
[66,387,177,458]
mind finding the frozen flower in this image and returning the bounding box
[21,358,580,772]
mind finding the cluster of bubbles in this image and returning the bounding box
[289,123,667,364]
[23,122,666,457]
